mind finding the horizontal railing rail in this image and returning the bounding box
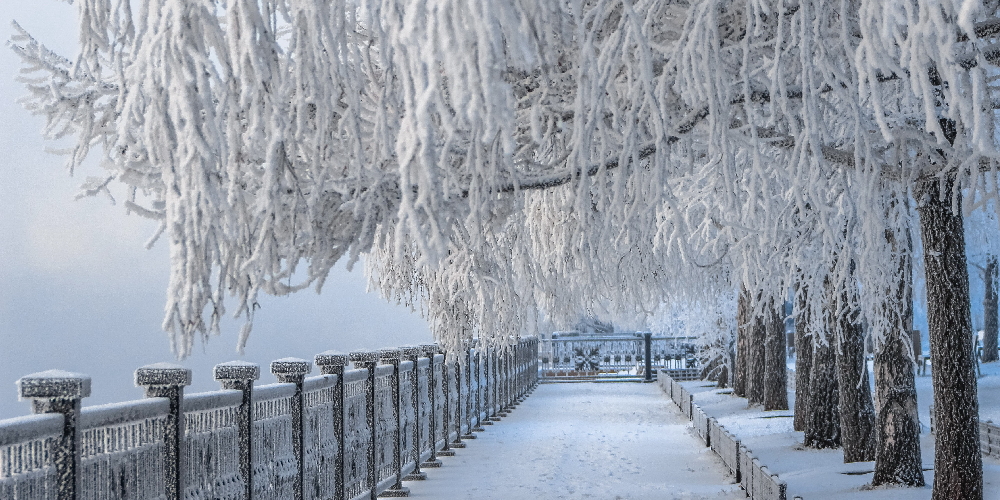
[0,337,539,500]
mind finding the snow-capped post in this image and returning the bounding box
[348,350,378,500]
[271,357,312,500]
[17,370,90,500]
[400,347,426,481]
[314,351,349,500]
[419,344,442,467]
[135,363,192,500]
[213,361,260,500]
[437,348,455,457]
[377,348,409,497]
[644,332,653,383]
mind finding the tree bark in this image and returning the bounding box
[794,285,813,432]
[833,267,877,463]
[764,298,789,411]
[871,222,924,487]
[916,176,982,500]
[747,303,767,406]
[734,286,750,397]
[805,330,840,448]
[984,256,998,363]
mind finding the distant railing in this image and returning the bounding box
[538,333,697,380]
[0,337,539,500]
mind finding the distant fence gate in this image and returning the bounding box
[0,337,539,500]
[538,333,697,380]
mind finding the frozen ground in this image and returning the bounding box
[405,382,744,500]
[677,360,1000,499]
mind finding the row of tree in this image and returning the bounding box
[13,0,1000,498]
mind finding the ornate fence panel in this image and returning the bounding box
[182,391,244,499]
[78,399,169,500]
[251,384,297,500]
[445,361,459,442]
[302,376,338,500]
[415,359,431,464]
[397,361,416,477]
[431,356,446,449]
[980,421,1000,459]
[0,413,63,499]
[374,364,397,489]
[341,369,370,500]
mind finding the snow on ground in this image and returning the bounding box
[678,360,1000,499]
[405,382,744,499]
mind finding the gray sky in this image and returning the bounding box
[0,1,431,419]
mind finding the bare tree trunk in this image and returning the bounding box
[832,264,877,463]
[764,298,789,411]
[747,305,767,406]
[734,286,750,397]
[916,176,982,500]
[805,330,840,448]
[871,222,924,487]
[794,285,813,432]
[984,256,998,363]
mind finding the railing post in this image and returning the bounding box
[214,361,260,500]
[378,348,409,497]
[135,363,192,500]
[644,332,653,382]
[437,348,455,457]
[449,351,466,449]
[400,347,427,481]
[17,370,90,500]
[270,358,312,500]
[315,351,348,500]
[472,348,485,432]
[489,350,501,422]
[419,344,443,467]
[348,350,378,500]
[461,346,475,440]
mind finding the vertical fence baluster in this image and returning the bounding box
[377,349,409,497]
[348,351,378,500]
[400,347,426,482]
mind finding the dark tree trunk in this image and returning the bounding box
[872,222,924,486]
[764,298,789,411]
[832,267,877,463]
[734,286,750,397]
[794,285,813,432]
[747,305,767,406]
[805,331,840,448]
[984,256,998,363]
[916,176,982,500]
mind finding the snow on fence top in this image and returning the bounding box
[0,337,539,500]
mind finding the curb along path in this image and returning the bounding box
[658,370,801,500]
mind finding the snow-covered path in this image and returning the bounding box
[404,382,744,499]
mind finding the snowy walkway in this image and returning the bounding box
[404,382,744,499]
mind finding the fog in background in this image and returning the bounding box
[0,2,432,419]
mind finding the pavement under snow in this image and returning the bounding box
[404,382,744,500]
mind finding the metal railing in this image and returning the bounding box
[538,333,697,380]
[0,337,539,500]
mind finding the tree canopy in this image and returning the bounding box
[12,0,1000,357]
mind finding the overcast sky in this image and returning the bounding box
[0,1,431,419]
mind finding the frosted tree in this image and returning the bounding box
[15,0,1000,497]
